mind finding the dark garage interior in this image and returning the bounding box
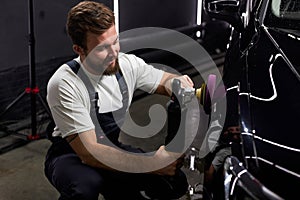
[1,0,299,200]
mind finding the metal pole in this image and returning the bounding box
[28,0,37,137]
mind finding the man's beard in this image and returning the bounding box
[103,59,120,76]
[84,56,120,76]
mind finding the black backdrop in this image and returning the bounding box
[119,0,197,31]
[0,0,198,121]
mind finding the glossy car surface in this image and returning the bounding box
[205,0,300,199]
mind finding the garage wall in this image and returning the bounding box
[0,0,198,122]
[119,0,197,31]
[0,0,112,70]
[0,0,112,121]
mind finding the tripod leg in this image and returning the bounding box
[0,91,26,119]
[37,93,52,118]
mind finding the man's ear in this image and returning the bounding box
[73,45,84,56]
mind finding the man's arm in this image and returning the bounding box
[67,130,181,175]
[155,72,194,96]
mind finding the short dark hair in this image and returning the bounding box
[66,1,115,50]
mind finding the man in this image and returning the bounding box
[45,1,194,200]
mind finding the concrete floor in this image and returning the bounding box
[0,71,215,200]
[0,139,60,200]
[0,139,206,200]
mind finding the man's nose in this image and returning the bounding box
[107,45,118,57]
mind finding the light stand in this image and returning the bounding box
[0,0,52,140]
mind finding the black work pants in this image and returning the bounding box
[44,141,188,200]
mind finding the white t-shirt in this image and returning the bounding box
[47,53,164,138]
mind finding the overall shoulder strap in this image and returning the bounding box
[65,60,105,142]
[115,70,129,108]
[66,59,80,74]
[65,59,95,95]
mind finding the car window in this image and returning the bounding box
[265,0,300,30]
[271,0,300,20]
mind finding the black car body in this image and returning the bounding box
[205,0,300,199]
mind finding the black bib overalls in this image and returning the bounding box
[44,60,188,200]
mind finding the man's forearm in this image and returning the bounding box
[68,130,175,173]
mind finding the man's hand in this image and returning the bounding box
[172,75,194,89]
[152,145,185,176]
[156,72,194,96]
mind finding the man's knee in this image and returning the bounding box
[168,170,189,198]
[146,170,189,199]
[58,178,103,200]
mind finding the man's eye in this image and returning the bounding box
[95,46,105,51]
[113,39,119,45]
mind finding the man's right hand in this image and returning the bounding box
[152,145,184,176]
